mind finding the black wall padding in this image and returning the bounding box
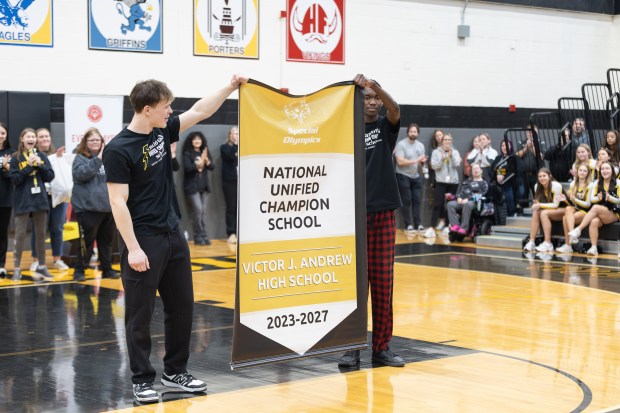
[7,92,51,148]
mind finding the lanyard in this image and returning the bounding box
[22,151,39,188]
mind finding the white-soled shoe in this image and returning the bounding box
[423,228,436,238]
[436,220,446,231]
[54,259,69,270]
[536,252,553,261]
[568,228,581,245]
[556,244,573,254]
[29,260,39,272]
[523,240,536,252]
[535,241,554,253]
[586,245,598,256]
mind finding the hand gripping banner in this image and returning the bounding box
[231,80,367,368]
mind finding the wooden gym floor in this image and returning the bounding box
[1,232,620,412]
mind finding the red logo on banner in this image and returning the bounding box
[287,0,344,64]
[87,105,103,123]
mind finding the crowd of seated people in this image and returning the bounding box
[394,118,620,259]
[521,123,620,258]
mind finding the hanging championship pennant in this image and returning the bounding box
[232,80,367,368]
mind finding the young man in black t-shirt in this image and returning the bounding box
[337,74,405,368]
[103,76,246,403]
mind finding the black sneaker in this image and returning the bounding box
[133,382,159,403]
[102,270,120,279]
[73,270,86,282]
[160,372,207,392]
[372,348,405,367]
[337,350,360,367]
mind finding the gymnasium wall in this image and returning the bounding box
[1,0,618,108]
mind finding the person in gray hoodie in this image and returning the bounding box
[427,133,461,236]
[71,128,119,281]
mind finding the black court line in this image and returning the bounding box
[479,350,592,413]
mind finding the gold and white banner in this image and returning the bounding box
[232,80,367,368]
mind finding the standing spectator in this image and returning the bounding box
[337,75,405,368]
[426,129,443,191]
[492,140,518,216]
[220,126,238,244]
[425,129,443,225]
[9,128,55,281]
[463,135,479,178]
[516,129,541,200]
[104,76,246,403]
[602,130,620,165]
[425,133,461,237]
[571,118,589,146]
[466,132,497,180]
[71,128,119,282]
[429,129,444,152]
[182,131,214,246]
[394,123,427,232]
[447,164,488,236]
[0,123,12,278]
[31,128,70,271]
[170,142,180,171]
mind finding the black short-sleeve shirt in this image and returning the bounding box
[365,115,402,212]
[103,116,181,236]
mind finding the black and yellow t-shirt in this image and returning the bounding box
[103,116,181,236]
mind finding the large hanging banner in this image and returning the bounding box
[286,0,345,64]
[194,0,259,59]
[64,95,124,154]
[0,0,53,47]
[88,0,163,53]
[232,80,367,368]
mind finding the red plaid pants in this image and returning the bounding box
[366,210,395,352]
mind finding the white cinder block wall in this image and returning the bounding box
[1,0,618,108]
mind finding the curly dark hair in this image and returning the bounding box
[182,131,208,154]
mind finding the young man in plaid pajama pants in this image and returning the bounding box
[338,74,405,368]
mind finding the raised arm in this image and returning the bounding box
[353,74,400,126]
[179,75,248,133]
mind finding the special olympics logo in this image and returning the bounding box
[87,105,103,123]
[290,0,342,50]
[284,101,311,124]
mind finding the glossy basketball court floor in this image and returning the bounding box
[1,233,620,413]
